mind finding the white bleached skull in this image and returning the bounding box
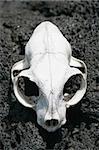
[11,21,87,132]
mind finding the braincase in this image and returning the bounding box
[23,22,84,97]
[29,53,70,92]
[25,21,71,61]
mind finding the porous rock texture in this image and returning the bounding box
[0,1,99,150]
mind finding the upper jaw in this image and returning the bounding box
[43,125,61,132]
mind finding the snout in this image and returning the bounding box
[37,112,63,132]
[36,97,67,132]
[45,119,59,127]
[43,110,61,132]
[38,117,66,132]
[44,119,60,132]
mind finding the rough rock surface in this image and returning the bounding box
[0,1,99,150]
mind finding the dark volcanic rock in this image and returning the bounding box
[0,1,99,150]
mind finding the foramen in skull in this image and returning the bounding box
[11,21,87,132]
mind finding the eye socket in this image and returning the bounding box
[18,77,39,97]
[63,74,82,95]
[13,70,21,77]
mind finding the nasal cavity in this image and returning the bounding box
[45,119,59,127]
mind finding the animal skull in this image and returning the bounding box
[11,21,87,132]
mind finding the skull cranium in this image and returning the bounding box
[11,21,87,132]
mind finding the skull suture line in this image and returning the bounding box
[11,21,87,132]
